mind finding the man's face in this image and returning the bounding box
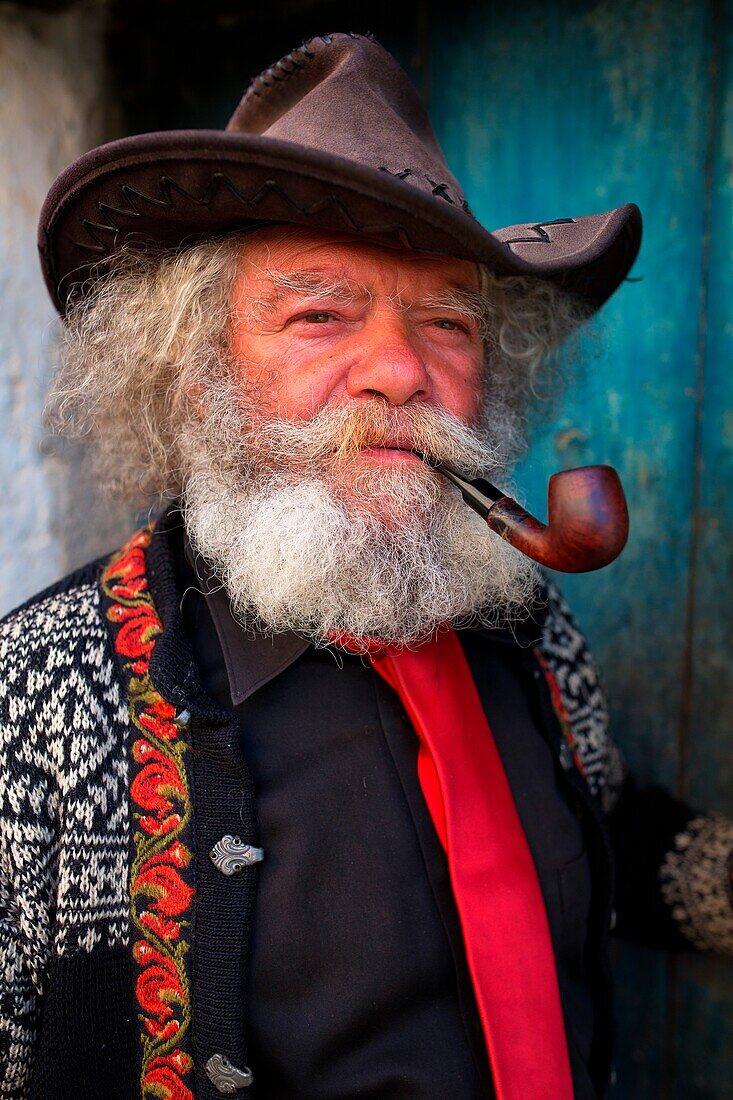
[229,225,485,498]
[181,224,536,643]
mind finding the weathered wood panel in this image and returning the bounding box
[670,1,733,1096]
[425,1,727,1095]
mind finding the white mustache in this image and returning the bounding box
[234,399,506,479]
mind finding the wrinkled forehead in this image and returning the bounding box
[230,223,482,299]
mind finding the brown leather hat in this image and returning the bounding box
[38,31,642,315]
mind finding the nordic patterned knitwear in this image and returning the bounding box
[0,574,132,1098]
[0,520,731,1097]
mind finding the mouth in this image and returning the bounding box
[329,435,444,469]
[358,445,425,465]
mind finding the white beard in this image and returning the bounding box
[181,397,539,646]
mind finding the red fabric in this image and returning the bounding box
[370,629,574,1100]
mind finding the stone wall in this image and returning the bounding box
[0,0,132,617]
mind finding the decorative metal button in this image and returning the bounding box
[205,1053,253,1092]
[173,708,191,726]
[210,835,264,876]
[558,742,574,771]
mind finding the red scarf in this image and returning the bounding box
[333,627,574,1100]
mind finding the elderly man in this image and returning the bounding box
[1,31,730,1100]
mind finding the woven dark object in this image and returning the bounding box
[38,31,642,315]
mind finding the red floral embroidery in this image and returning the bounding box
[132,740,187,835]
[135,850,194,919]
[102,527,195,1099]
[108,603,161,675]
[138,698,181,741]
[145,1053,194,1100]
[134,942,188,1040]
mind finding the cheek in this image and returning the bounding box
[270,365,345,421]
[452,380,484,421]
[232,353,344,421]
[434,355,485,422]
[230,327,330,419]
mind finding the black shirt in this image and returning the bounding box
[178,532,598,1099]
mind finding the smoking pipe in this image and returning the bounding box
[434,461,629,573]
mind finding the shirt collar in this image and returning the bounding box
[182,527,548,707]
[183,530,310,706]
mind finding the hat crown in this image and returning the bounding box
[39,30,641,315]
[227,33,468,210]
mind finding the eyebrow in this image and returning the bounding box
[261,270,371,306]
[416,287,488,317]
[415,287,492,337]
[245,270,372,319]
[243,270,490,334]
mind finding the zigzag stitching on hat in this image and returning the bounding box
[74,173,253,253]
[504,218,576,246]
[380,167,413,181]
[248,45,311,95]
[378,165,474,217]
[425,173,461,206]
[378,167,460,206]
[75,178,193,251]
[72,172,421,256]
[73,229,114,254]
[246,32,375,98]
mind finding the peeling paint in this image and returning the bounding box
[554,426,588,450]
[0,3,132,616]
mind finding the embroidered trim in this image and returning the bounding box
[660,814,733,955]
[101,527,195,1100]
[68,174,419,265]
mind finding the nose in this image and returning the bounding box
[345,315,430,406]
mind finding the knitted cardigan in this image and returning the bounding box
[0,520,731,1099]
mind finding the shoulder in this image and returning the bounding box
[0,557,134,968]
[539,575,599,669]
[537,576,626,810]
[0,559,110,694]
[0,556,129,788]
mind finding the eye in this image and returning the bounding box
[433,318,470,334]
[300,310,336,324]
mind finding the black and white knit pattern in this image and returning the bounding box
[660,814,733,955]
[0,578,130,1096]
[540,579,626,812]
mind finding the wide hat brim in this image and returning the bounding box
[39,128,641,316]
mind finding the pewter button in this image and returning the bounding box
[173,708,191,726]
[205,1053,253,1092]
[210,835,264,876]
[558,742,573,770]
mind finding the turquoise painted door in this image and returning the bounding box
[117,0,733,1092]
[411,1,733,1094]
